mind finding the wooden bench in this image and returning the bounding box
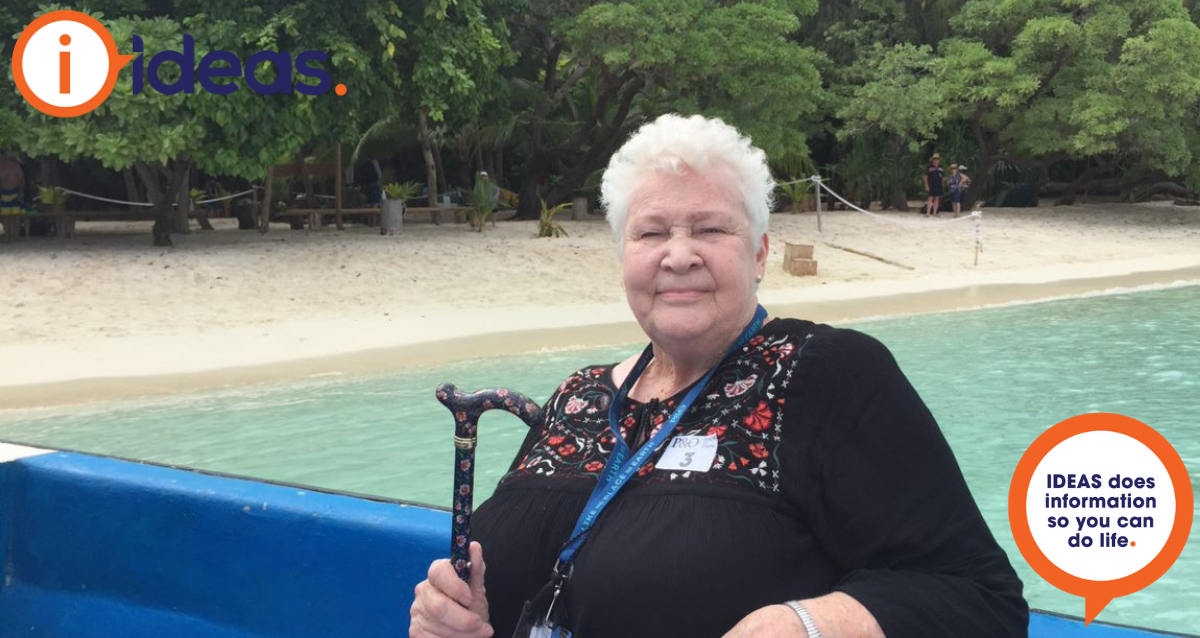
[24,210,153,238]
[278,206,471,229]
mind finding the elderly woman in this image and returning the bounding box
[411,115,1027,638]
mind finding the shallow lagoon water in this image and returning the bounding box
[3,285,1198,633]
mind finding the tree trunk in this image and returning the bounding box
[137,158,192,246]
[1132,181,1198,202]
[39,158,60,188]
[194,190,214,231]
[123,168,140,204]
[418,109,438,212]
[1056,161,1109,206]
[496,146,505,188]
[456,155,472,193]
[135,161,172,246]
[882,133,907,211]
[194,206,214,230]
[432,142,449,196]
[964,110,992,209]
[190,163,214,231]
[515,167,543,220]
[259,165,274,234]
[172,161,192,234]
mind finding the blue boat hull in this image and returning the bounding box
[0,445,1192,637]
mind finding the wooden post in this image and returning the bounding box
[973,212,982,266]
[814,176,823,236]
[260,165,274,234]
[334,141,344,231]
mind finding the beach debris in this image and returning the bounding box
[822,242,915,271]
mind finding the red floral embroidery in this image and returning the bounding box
[742,400,773,432]
[724,375,757,397]
[565,396,587,414]
[502,324,813,492]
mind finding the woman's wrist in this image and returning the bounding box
[784,600,823,638]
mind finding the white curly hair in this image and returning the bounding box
[600,114,774,251]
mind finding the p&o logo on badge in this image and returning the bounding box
[12,11,136,118]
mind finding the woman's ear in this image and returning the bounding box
[756,232,770,272]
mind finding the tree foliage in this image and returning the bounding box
[5,0,1199,240]
[7,0,404,244]
[939,0,1200,200]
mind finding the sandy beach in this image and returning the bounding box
[2,201,1199,409]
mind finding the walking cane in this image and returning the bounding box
[436,382,544,581]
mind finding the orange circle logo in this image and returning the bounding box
[11,10,136,118]
[1009,413,1193,625]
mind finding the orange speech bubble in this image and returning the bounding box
[1009,413,1193,625]
[12,10,136,118]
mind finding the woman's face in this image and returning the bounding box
[621,168,767,351]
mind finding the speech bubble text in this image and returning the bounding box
[1010,413,1193,624]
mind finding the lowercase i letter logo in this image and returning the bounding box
[12,11,136,118]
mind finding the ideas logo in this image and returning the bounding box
[12,10,345,119]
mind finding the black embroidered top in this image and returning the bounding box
[472,319,1028,638]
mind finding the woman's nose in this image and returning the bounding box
[660,233,702,272]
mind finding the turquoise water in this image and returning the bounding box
[2,285,1198,632]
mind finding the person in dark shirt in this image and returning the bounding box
[409,115,1028,638]
[924,153,944,217]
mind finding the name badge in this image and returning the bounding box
[655,435,718,472]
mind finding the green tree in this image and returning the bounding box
[10,1,404,245]
[506,0,825,220]
[797,0,969,208]
[835,43,947,210]
[401,0,513,207]
[939,0,1200,203]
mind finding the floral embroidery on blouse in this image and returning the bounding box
[504,328,815,493]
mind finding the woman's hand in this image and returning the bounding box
[410,542,492,638]
[720,604,806,638]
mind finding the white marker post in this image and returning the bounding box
[813,175,823,236]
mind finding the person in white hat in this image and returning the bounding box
[948,164,971,218]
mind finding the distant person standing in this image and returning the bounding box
[475,171,500,203]
[924,153,944,217]
[0,152,26,241]
[948,165,971,218]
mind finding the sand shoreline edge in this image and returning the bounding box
[3,264,1198,412]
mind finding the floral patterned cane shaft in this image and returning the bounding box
[436,382,544,581]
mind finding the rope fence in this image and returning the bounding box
[57,186,260,207]
[775,175,984,265]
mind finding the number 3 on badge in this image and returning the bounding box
[655,435,718,472]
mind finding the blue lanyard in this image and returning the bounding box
[555,305,768,569]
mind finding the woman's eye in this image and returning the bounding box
[699,227,726,235]
[638,230,663,239]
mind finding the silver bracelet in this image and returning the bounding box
[784,600,823,638]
